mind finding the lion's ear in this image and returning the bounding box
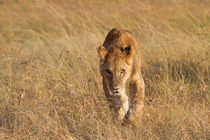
[97,45,108,61]
[124,45,131,56]
[121,45,133,57]
[123,45,134,64]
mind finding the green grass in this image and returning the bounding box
[0,0,209,139]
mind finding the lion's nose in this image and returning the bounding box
[113,88,119,93]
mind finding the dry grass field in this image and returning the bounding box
[0,0,209,139]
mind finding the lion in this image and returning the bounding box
[97,28,145,126]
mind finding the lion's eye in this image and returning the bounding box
[120,69,126,75]
[105,69,112,75]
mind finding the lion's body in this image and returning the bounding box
[98,28,145,126]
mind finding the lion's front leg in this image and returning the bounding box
[102,79,129,121]
[108,93,129,121]
[124,74,145,126]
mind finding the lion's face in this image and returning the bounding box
[98,45,133,94]
[101,57,132,94]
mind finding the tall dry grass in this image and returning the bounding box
[0,0,209,139]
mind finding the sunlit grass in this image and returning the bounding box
[0,0,209,139]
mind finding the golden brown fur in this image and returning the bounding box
[98,28,145,127]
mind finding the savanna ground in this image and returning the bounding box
[0,0,209,139]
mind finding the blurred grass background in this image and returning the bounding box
[0,0,209,139]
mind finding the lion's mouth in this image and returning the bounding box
[111,88,125,94]
[112,89,120,93]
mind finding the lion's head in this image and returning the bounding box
[98,45,134,94]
